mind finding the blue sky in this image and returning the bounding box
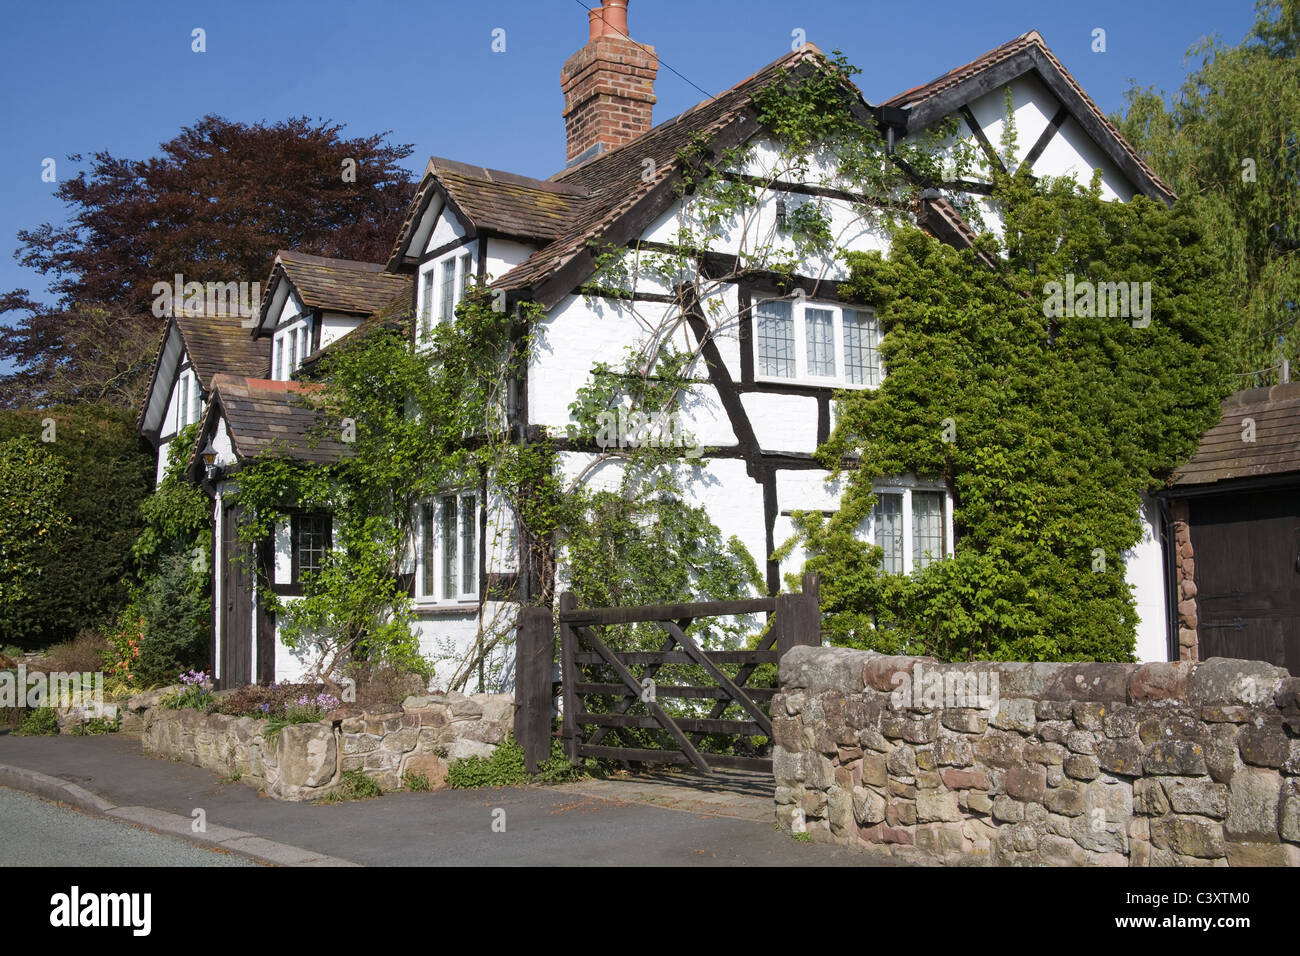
[0,0,1261,309]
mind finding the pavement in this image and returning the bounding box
[0,733,894,867]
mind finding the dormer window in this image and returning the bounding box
[418,250,476,341]
[273,315,313,380]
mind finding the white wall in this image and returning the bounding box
[1126,494,1169,663]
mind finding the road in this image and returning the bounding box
[0,787,253,867]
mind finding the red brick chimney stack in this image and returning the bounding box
[560,0,658,165]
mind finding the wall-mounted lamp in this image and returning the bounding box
[200,439,219,480]
[775,195,787,227]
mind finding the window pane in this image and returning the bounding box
[420,271,435,331]
[843,308,881,386]
[873,493,904,574]
[805,307,834,376]
[459,253,473,301]
[460,495,476,596]
[756,300,794,378]
[421,504,435,597]
[441,496,457,598]
[190,378,201,425]
[912,492,945,570]
[288,329,297,372]
[297,514,329,579]
[178,377,188,427]
[439,259,456,323]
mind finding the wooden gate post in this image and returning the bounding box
[558,592,580,765]
[515,606,554,773]
[776,572,822,659]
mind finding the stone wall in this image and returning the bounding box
[141,691,514,801]
[773,647,1300,866]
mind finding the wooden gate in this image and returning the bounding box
[516,575,820,774]
[1190,489,1300,674]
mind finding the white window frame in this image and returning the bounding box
[752,296,882,389]
[866,478,954,575]
[415,491,480,605]
[417,248,477,343]
[273,315,311,379]
[176,373,190,430]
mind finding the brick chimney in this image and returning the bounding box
[560,0,658,165]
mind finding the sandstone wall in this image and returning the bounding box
[773,647,1300,866]
[141,691,514,801]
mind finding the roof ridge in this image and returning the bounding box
[277,250,388,272]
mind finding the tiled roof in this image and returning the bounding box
[386,158,591,270]
[135,310,271,433]
[275,251,411,316]
[881,30,1175,203]
[174,311,270,386]
[204,374,351,467]
[1171,383,1300,487]
[492,45,833,303]
[300,287,413,370]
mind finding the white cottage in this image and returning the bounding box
[146,1,1181,686]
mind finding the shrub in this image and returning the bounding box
[344,660,429,712]
[16,707,60,736]
[214,682,328,717]
[319,769,384,802]
[69,715,119,735]
[402,770,431,792]
[446,735,594,789]
[39,629,110,674]
[132,551,210,687]
[0,406,153,649]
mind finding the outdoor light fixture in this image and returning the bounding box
[200,439,219,479]
[775,195,787,226]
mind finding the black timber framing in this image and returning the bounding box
[901,47,1174,205]
[960,105,1008,174]
[1021,103,1071,171]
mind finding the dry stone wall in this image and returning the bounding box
[774,646,1300,866]
[141,691,514,801]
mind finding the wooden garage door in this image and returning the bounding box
[1190,488,1300,674]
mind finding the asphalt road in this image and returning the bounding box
[0,734,890,866]
[0,787,253,867]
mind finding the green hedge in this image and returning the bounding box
[0,405,154,648]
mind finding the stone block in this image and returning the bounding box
[1225,768,1282,842]
[1144,740,1208,776]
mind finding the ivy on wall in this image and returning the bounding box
[790,170,1233,661]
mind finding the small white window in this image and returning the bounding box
[419,270,435,335]
[439,258,457,323]
[417,493,479,602]
[756,300,795,378]
[754,296,882,388]
[870,483,951,575]
[288,330,298,373]
[189,378,201,425]
[177,376,190,429]
[843,309,881,386]
[273,338,283,380]
[459,252,473,299]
